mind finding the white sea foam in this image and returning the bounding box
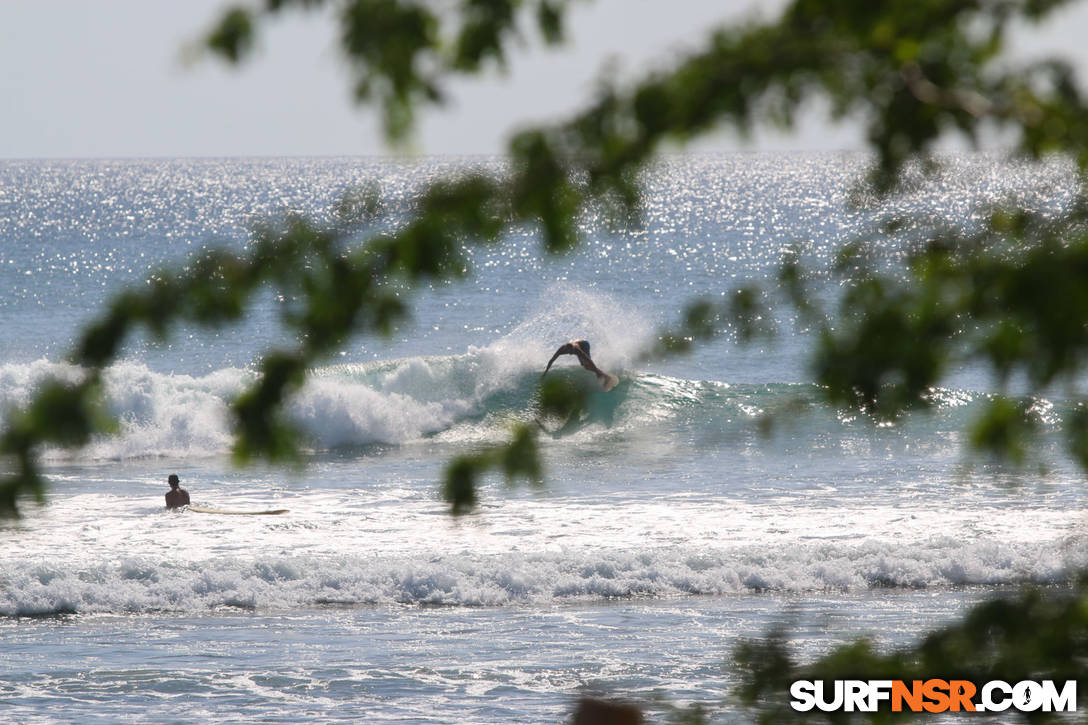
[293,368,472,447]
[4,490,1084,617]
[1,535,1081,617]
[0,355,509,460]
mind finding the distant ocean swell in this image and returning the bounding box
[0,356,1070,461]
[2,536,1083,617]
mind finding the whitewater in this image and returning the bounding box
[1,154,1085,723]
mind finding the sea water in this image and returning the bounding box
[0,154,1085,723]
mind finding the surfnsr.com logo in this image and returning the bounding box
[790,679,1077,713]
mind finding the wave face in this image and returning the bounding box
[0,354,1074,463]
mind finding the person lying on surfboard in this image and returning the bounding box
[542,340,618,391]
[165,473,190,509]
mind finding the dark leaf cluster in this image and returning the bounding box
[204,0,572,140]
[735,583,1088,723]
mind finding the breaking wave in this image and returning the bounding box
[0,355,1070,462]
[4,535,1084,617]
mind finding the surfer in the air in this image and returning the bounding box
[542,340,618,391]
[165,474,190,509]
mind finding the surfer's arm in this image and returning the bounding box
[542,344,573,376]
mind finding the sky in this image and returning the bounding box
[2,0,1088,159]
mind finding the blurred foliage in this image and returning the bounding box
[571,697,645,724]
[5,0,1088,716]
[443,422,541,514]
[202,0,572,141]
[796,202,1088,465]
[734,582,1088,723]
[3,0,1088,513]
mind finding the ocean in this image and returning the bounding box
[1,154,1084,723]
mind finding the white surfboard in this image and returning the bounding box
[187,505,289,516]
